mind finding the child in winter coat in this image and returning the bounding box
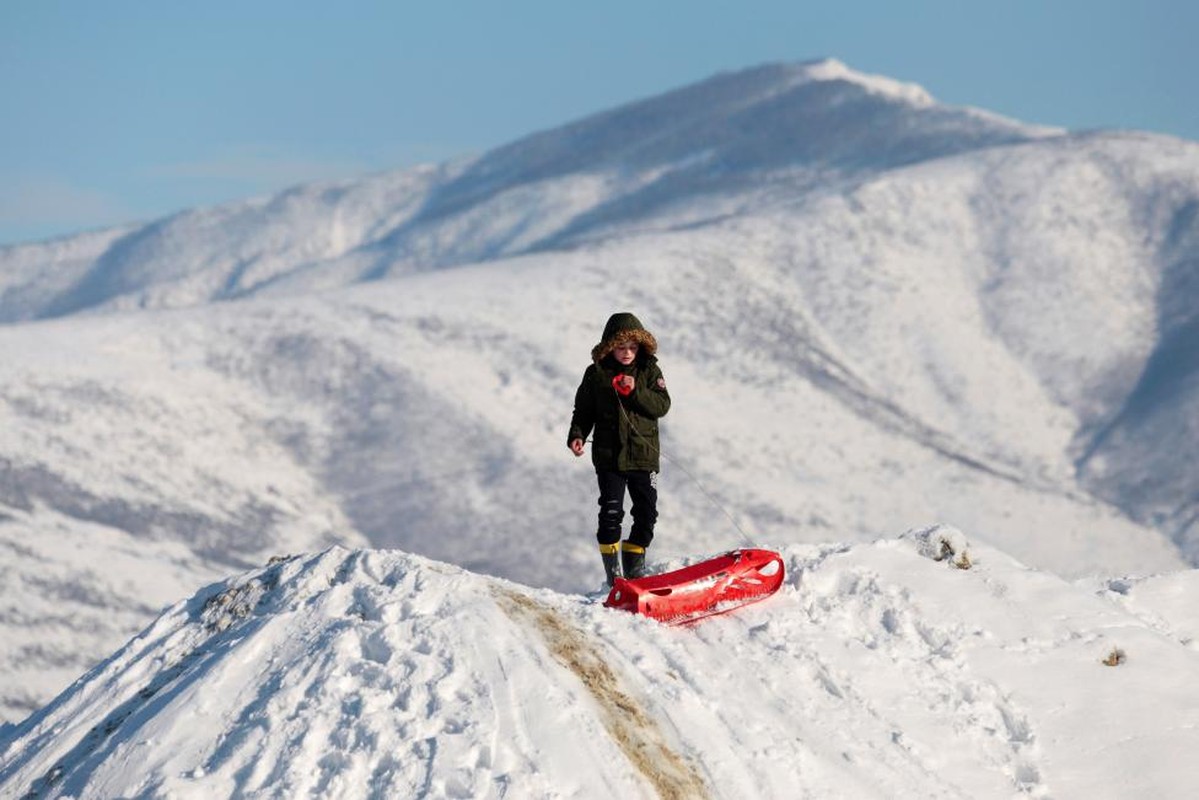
[568,312,671,586]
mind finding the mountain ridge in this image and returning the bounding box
[0,58,1068,323]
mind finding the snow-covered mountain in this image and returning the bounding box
[0,59,1060,323]
[1,58,1198,731]
[3,532,1197,798]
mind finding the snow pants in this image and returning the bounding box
[595,469,657,549]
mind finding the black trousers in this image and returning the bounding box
[595,469,658,548]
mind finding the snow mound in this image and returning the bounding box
[2,538,1196,799]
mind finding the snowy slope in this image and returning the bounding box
[2,532,1197,799]
[2,58,1199,724]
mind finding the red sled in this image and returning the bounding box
[603,548,785,625]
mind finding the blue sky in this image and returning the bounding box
[1,0,1195,245]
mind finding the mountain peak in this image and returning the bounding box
[483,56,1018,178]
[791,57,937,107]
[399,58,1053,250]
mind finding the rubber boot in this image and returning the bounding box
[621,541,648,580]
[599,543,621,587]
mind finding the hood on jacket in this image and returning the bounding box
[591,312,658,363]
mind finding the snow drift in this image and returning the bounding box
[2,529,1197,799]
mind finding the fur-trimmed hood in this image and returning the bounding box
[590,312,658,363]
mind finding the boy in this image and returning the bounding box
[568,312,671,586]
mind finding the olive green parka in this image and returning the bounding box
[568,313,671,472]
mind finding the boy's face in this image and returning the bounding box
[613,340,639,365]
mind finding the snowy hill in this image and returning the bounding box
[2,532,1197,799]
[1,58,1198,724]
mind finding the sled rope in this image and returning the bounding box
[609,383,757,549]
[657,446,758,549]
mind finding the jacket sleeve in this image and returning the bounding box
[567,367,596,444]
[628,363,670,419]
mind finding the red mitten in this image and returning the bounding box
[612,374,634,396]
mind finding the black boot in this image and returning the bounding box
[621,542,648,580]
[599,543,621,587]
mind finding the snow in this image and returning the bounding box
[800,58,937,107]
[2,532,1196,798]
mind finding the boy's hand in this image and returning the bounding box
[612,374,635,395]
[569,438,586,457]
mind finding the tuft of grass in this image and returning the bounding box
[1102,647,1127,667]
[936,539,973,570]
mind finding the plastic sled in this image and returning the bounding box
[603,548,785,625]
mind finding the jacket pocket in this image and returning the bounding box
[627,417,658,464]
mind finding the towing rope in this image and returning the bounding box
[608,377,757,549]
